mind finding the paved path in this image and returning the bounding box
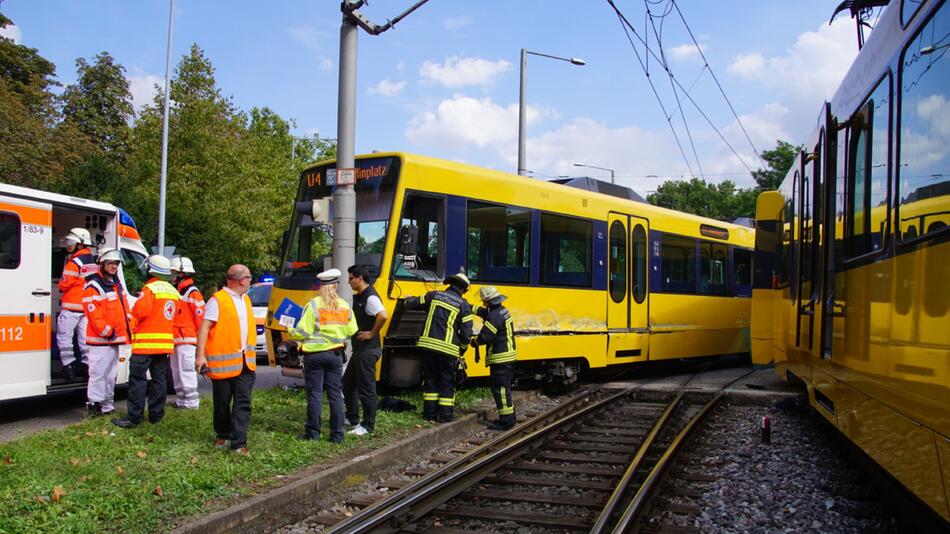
[0,366,299,443]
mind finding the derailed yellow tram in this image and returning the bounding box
[265,152,754,389]
[752,0,950,522]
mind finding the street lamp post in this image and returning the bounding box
[574,162,615,184]
[518,49,585,176]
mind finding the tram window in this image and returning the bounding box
[734,248,752,296]
[660,234,695,293]
[699,242,728,295]
[898,4,950,244]
[393,194,443,280]
[846,78,890,258]
[608,220,626,303]
[540,213,592,287]
[632,224,647,304]
[902,0,925,26]
[466,201,530,284]
[356,220,387,276]
[0,212,21,269]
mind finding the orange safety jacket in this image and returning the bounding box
[83,273,132,345]
[131,278,180,355]
[205,288,256,379]
[59,247,97,312]
[174,278,205,345]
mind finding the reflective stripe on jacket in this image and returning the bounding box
[404,288,473,357]
[288,296,358,353]
[205,289,256,379]
[473,303,517,365]
[131,278,179,354]
[59,248,97,311]
[83,274,132,345]
[174,279,205,345]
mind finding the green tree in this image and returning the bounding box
[647,178,756,220]
[751,140,799,191]
[62,52,134,159]
[0,13,93,189]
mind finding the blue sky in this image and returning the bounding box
[2,1,864,194]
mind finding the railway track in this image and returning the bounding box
[321,369,746,533]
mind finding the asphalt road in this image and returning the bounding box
[0,366,300,443]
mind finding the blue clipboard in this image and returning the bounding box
[274,297,304,329]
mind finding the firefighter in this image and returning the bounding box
[112,255,180,428]
[57,227,96,380]
[470,286,517,431]
[403,272,474,423]
[82,248,132,417]
[287,269,358,443]
[170,256,204,409]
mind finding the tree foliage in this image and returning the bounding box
[751,140,799,191]
[0,21,334,291]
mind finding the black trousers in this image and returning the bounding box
[343,348,380,431]
[127,354,169,424]
[211,366,255,449]
[303,350,345,441]
[421,350,458,422]
[490,363,516,425]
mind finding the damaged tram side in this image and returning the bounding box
[264,152,755,389]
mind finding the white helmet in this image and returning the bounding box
[170,256,196,274]
[65,227,92,246]
[97,248,122,263]
[146,254,172,279]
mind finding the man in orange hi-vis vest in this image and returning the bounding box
[196,264,256,455]
[112,255,180,429]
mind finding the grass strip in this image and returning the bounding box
[0,385,490,533]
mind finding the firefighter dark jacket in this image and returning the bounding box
[404,287,474,356]
[472,303,517,365]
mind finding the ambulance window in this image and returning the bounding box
[0,212,20,269]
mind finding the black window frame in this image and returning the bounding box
[608,219,627,303]
[632,224,647,304]
[659,233,696,294]
[699,241,729,296]
[539,212,593,288]
[0,211,21,270]
[465,200,531,284]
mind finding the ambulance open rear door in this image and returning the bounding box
[0,196,53,401]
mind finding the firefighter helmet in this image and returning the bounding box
[146,254,172,279]
[97,248,122,264]
[65,227,93,246]
[170,256,196,274]
[443,271,471,291]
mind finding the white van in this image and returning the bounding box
[0,183,148,401]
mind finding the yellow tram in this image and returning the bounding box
[265,152,753,389]
[751,0,950,521]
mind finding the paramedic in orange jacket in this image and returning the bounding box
[170,256,204,409]
[57,227,96,379]
[82,248,132,417]
[195,264,256,455]
[112,255,180,429]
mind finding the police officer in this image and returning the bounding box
[470,286,517,431]
[344,265,388,436]
[404,272,474,423]
[288,269,358,443]
[113,255,180,428]
[82,248,132,417]
[170,256,205,409]
[57,227,96,379]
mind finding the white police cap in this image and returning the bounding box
[317,268,341,284]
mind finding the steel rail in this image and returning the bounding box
[325,385,633,534]
[589,389,685,533]
[609,390,724,533]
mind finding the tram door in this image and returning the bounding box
[607,213,649,363]
[795,137,822,351]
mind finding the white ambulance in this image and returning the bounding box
[0,183,148,401]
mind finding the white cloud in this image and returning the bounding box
[727,17,856,99]
[419,56,511,88]
[0,22,22,44]
[442,15,473,31]
[319,57,333,72]
[128,72,164,113]
[368,79,406,97]
[669,43,703,62]
[288,24,331,53]
[405,94,553,150]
